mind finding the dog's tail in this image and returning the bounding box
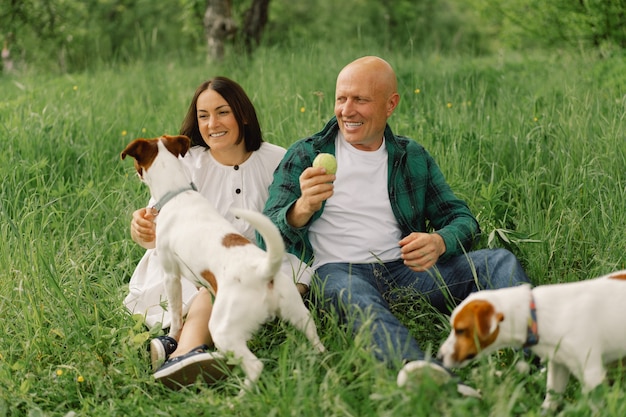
[230,208,284,279]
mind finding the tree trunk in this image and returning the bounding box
[242,0,271,53]
[203,0,236,61]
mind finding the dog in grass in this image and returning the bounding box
[121,134,325,392]
[437,270,626,410]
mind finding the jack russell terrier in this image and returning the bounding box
[121,134,325,391]
[438,270,626,411]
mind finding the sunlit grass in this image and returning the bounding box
[1,44,625,415]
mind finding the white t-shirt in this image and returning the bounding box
[309,134,402,269]
[124,142,313,329]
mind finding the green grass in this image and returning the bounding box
[1,44,625,416]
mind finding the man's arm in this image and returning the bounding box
[424,156,480,260]
[261,145,315,251]
[286,166,335,227]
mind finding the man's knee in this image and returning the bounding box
[487,248,531,287]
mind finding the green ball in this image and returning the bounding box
[312,153,337,175]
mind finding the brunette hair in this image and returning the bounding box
[179,76,263,151]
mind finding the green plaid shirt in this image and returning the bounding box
[262,117,480,264]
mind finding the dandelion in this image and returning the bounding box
[77,375,85,383]
[141,128,146,133]
[121,130,127,136]
[300,107,305,113]
[533,117,539,122]
[446,102,452,108]
[414,88,421,94]
[56,369,63,376]
[73,86,78,91]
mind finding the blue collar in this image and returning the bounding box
[523,292,539,347]
[151,182,197,212]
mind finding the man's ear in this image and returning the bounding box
[387,93,400,116]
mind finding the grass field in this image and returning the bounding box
[1,44,625,416]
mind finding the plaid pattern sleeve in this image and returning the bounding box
[261,139,318,263]
[388,135,480,262]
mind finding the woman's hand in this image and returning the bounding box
[130,207,158,249]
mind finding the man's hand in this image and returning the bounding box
[399,232,446,272]
[287,166,335,228]
[130,207,158,249]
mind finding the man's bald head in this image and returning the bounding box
[334,56,400,151]
[337,56,398,98]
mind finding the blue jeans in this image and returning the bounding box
[313,248,531,366]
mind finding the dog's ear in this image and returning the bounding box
[121,138,151,161]
[161,135,191,158]
[121,138,158,178]
[474,301,503,340]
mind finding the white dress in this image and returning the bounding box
[124,142,313,329]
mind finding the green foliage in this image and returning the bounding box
[3,0,626,74]
[0,0,206,72]
[267,0,487,54]
[1,43,626,415]
[467,0,626,51]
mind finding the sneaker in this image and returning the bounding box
[397,360,481,399]
[397,360,452,387]
[154,345,232,390]
[456,382,482,398]
[149,336,178,371]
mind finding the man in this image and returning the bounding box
[262,56,531,396]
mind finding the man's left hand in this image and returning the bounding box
[399,232,446,272]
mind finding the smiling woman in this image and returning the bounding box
[194,88,253,165]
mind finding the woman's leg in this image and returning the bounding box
[170,287,214,358]
[154,287,233,389]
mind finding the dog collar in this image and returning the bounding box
[152,182,197,212]
[523,292,539,347]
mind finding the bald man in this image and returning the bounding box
[262,56,531,397]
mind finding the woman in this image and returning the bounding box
[124,77,312,389]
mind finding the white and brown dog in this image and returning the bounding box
[121,134,325,391]
[438,270,626,410]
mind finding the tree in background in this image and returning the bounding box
[242,0,270,53]
[203,0,270,60]
[204,0,236,61]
